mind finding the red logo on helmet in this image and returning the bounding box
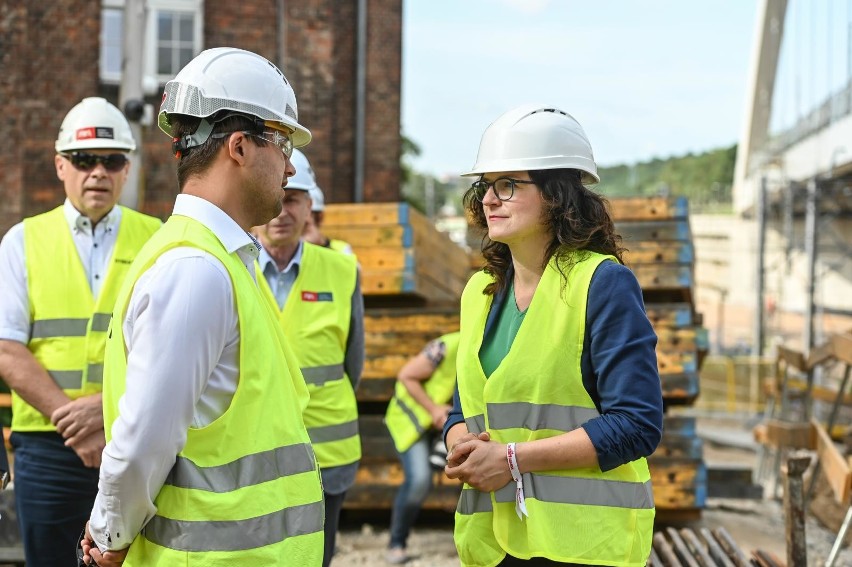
[76,127,96,140]
[161,92,168,105]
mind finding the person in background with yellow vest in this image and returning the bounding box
[253,147,364,567]
[0,96,161,565]
[303,183,355,255]
[443,105,663,567]
[79,47,325,566]
[384,332,460,565]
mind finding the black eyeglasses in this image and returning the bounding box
[471,177,536,202]
[61,152,128,172]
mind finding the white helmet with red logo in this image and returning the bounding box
[55,97,136,153]
[158,47,311,152]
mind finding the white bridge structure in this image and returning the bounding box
[697,0,852,355]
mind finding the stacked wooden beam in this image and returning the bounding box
[612,196,709,518]
[329,197,710,516]
[323,203,470,304]
[322,203,468,510]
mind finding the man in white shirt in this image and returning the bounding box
[81,47,325,566]
[0,97,161,565]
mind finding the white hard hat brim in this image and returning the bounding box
[462,156,600,183]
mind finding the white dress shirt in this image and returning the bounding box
[0,200,122,343]
[89,194,260,551]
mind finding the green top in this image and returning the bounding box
[479,282,526,377]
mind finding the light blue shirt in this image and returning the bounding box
[258,241,304,309]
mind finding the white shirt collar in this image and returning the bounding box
[258,239,303,275]
[63,199,121,234]
[172,194,257,256]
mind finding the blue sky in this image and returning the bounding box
[402,1,758,176]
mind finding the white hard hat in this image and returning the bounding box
[55,97,136,153]
[158,47,311,148]
[463,104,599,184]
[287,148,317,192]
[308,184,325,212]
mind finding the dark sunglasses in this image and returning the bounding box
[61,152,128,172]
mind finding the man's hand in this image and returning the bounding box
[51,394,103,445]
[81,522,129,566]
[429,404,451,430]
[68,429,106,468]
[444,435,512,492]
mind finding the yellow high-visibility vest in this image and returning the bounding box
[328,238,352,255]
[103,215,324,565]
[384,332,460,453]
[258,242,361,469]
[17,206,160,431]
[454,252,654,567]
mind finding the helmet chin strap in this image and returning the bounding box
[172,118,215,158]
[171,113,266,159]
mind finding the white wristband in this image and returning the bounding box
[506,443,529,520]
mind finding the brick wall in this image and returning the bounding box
[0,1,102,234]
[0,0,402,236]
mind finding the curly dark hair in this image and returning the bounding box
[463,168,625,296]
[167,112,270,189]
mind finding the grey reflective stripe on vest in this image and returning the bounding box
[464,414,485,435]
[394,395,426,436]
[143,499,324,552]
[494,474,654,509]
[47,365,103,389]
[87,364,104,384]
[457,488,493,515]
[164,443,316,492]
[486,402,600,432]
[300,364,344,386]
[457,476,653,514]
[48,370,83,389]
[307,419,359,444]
[31,318,89,338]
[90,313,112,332]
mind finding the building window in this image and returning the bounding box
[100,0,203,88]
[156,10,196,76]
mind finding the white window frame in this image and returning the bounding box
[100,0,203,89]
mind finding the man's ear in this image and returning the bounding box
[227,132,248,164]
[55,154,67,181]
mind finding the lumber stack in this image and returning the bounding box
[329,197,710,515]
[611,196,709,517]
[322,203,468,511]
[322,203,470,304]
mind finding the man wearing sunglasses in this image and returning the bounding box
[0,96,162,566]
[79,47,325,566]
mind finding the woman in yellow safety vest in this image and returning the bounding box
[443,105,664,567]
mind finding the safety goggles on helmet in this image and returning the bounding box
[252,128,294,158]
[471,177,536,202]
[210,127,293,158]
[60,152,129,172]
